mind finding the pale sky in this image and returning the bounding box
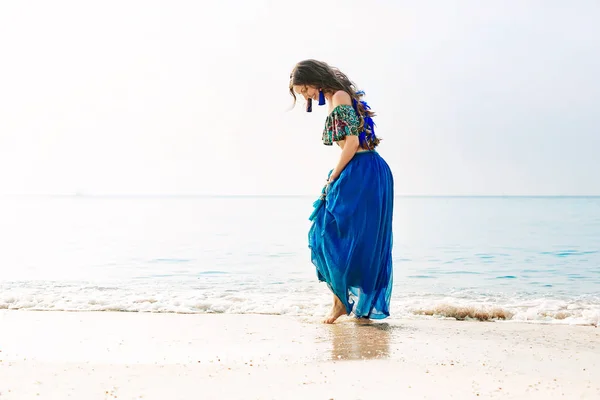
[1,0,599,196]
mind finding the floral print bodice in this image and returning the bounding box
[322,105,360,145]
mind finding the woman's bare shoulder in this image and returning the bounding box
[331,91,352,107]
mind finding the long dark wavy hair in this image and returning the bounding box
[289,59,380,148]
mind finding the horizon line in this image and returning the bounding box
[2,194,600,199]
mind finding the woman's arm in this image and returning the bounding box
[328,91,360,182]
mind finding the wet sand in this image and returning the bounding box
[0,311,598,399]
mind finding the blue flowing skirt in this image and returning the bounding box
[308,150,394,319]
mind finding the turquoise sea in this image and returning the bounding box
[1,196,599,325]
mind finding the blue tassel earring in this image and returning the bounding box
[306,90,325,112]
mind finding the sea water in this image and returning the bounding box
[1,196,599,325]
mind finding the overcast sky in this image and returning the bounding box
[1,0,598,196]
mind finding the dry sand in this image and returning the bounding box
[0,310,598,399]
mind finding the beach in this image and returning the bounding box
[1,310,598,399]
[2,0,600,397]
[1,196,599,399]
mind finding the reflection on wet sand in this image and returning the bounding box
[327,320,394,360]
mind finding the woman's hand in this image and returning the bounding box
[323,175,335,198]
[324,178,332,195]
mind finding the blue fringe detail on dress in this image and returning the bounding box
[352,91,377,149]
[308,151,394,319]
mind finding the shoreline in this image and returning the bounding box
[1,310,599,399]
[0,307,597,327]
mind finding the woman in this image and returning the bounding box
[289,59,395,324]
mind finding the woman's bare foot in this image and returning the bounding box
[323,294,347,324]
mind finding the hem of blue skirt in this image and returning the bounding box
[316,275,390,320]
[316,272,353,316]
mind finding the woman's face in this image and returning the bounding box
[293,84,319,101]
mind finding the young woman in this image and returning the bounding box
[289,59,395,324]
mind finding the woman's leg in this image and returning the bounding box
[323,292,347,324]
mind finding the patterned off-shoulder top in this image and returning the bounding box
[322,105,360,145]
[322,104,378,149]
